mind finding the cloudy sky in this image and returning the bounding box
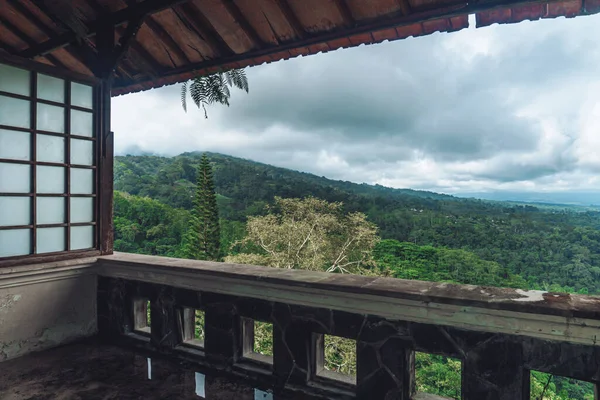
[112,14,600,195]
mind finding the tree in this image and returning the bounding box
[182,154,221,261]
[181,69,249,117]
[226,197,379,273]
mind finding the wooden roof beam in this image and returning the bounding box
[395,0,413,16]
[142,15,191,66]
[222,0,264,48]
[172,2,234,57]
[6,0,93,70]
[333,0,355,26]
[0,14,68,69]
[19,0,191,58]
[273,0,305,39]
[122,0,189,66]
[115,25,161,77]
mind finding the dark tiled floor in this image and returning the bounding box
[0,343,311,400]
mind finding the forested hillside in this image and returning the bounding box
[115,152,600,294]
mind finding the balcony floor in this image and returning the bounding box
[0,341,313,400]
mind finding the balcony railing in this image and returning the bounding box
[95,252,600,400]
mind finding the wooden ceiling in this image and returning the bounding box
[1,0,598,96]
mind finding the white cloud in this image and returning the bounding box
[111,13,600,195]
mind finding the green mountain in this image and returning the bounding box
[114,152,600,294]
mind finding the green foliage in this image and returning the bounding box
[374,239,528,288]
[415,353,461,399]
[324,336,357,376]
[181,69,248,117]
[182,154,221,261]
[253,321,273,357]
[113,191,189,257]
[194,310,205,342]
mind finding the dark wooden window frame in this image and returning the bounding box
[0,54,112,268]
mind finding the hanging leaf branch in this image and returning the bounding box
[181,68,249,118]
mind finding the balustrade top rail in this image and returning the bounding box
[97,252,600,347]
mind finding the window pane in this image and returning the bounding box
[70,139,93,165]
[70,168,93,194]
[70,197,93,223]
[0,197,30,226]
[37,74,64,103]
[37,134,65,163]
[70,226,94,250]
[0,96,30,129]
[0,229,31,257]
[0,163,30,193]
[0,129,30,160]
[0,64,30,96]
[37,197,65,225]
[71,110,93,137]
[36,227,65,253]
[71,82,93,109]
[37,103,65,133]
[36,166,65,194]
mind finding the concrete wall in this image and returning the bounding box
[0,258,98,361]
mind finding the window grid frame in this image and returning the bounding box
[0,66,98,258]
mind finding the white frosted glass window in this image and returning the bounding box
[0,163,30,193]
[37,197,65,225]
[0,129,30,160]
[70,168,93,194]
[37,74,64,103]
[0,64,29,96]
[36,166,65,194]
[70,139,93,165]
[70,226,93,250]
[0,229,31,257]
[37,134,65,163]
[70,110,93,137]
[0,197,30,226]
[36,227,65,253]
[71,82,93,109]
[37,103,65,133]
[70,197,93,223]
[0,96,30,129]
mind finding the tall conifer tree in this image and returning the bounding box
[182,154,221,260]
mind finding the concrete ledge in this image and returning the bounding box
[0,257,98,289]
[98,252,600,347]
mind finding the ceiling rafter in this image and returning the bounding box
[221,0,264,48]
[122,0,190,66]
[144,16,191,65]
[19,0,191,59]
[0,13,68,69]
[395,0,413,16]
[116,26,161,77]
[80,0,108,15]
[110,15,147,77]
[6,0,94,71]
[333,0,355,26]
[272,0,305,39]
[172,2,234,58]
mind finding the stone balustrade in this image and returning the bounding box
[96,252,600,400]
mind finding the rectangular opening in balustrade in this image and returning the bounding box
[181,308,205,348]
[530,370,595,400]
[314,334,357,385]
[241,318,273,365]
[415,352,461,400]
[133,297,151,335]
